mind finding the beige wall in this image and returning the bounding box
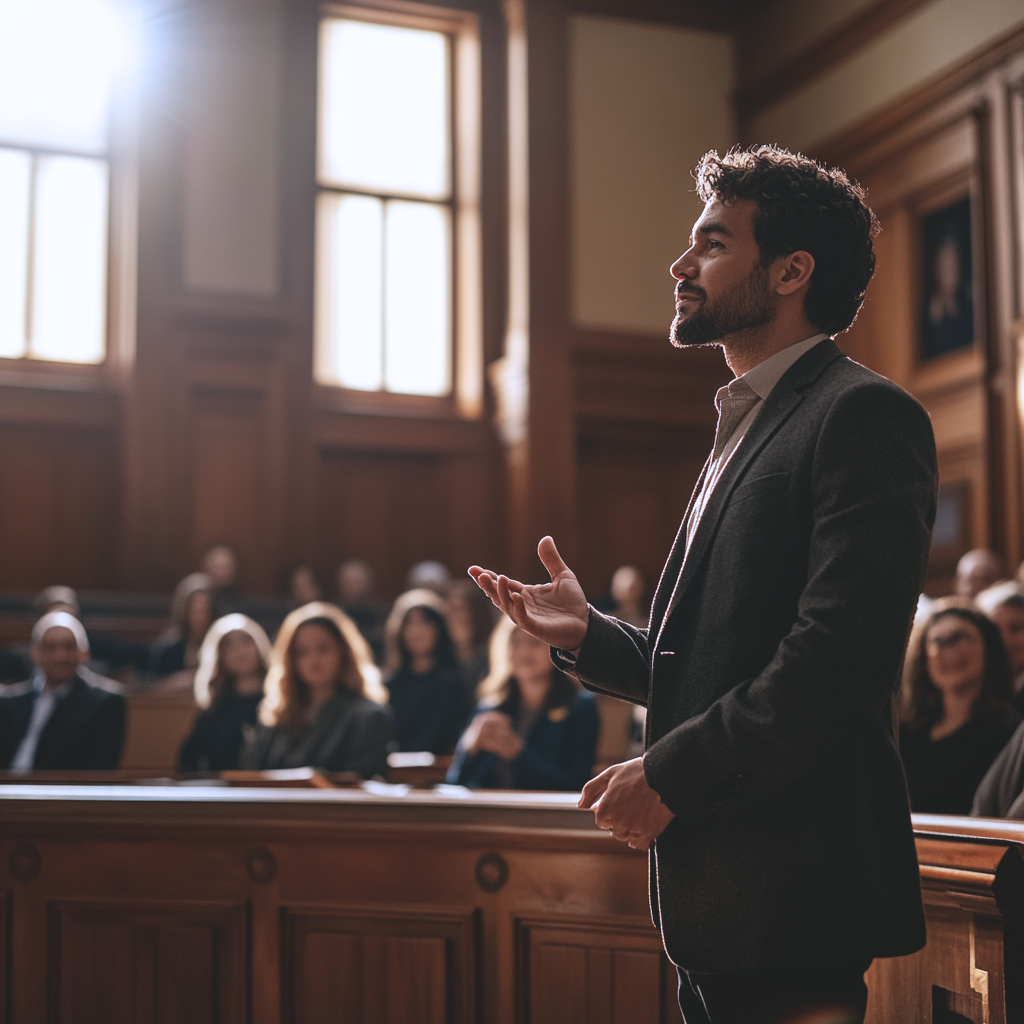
[749,0,1024,153]
[180,0,282,297]
[569,15,735,335]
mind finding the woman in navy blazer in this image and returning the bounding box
[447,617,598,791]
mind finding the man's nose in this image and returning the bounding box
[670,247,696,281]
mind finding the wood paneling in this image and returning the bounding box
[0,425,118,591]
[283,907,478,1024]
[2,790,1024,1023]
[48,900,247,1024]
[517,916,682,1024]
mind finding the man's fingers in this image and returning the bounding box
[579,773,610,809]
[537,535,572,581]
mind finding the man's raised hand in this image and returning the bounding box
[468,536,589,651]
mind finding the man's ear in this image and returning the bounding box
[774,250,814,296]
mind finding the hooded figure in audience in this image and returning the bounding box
[178,614,271,772]
[0,612,125,770]
[239,602,391,778]
[385,589,469,754]
[977,581,1024,714]
[447,617,599,791]
[900,604,1018,814]
[148,573,217,679]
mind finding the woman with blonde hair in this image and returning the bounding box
[447,616,599,790]
[240,602,391,779]
[178,614,271,772]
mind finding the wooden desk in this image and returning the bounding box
[0,788,1021,1024]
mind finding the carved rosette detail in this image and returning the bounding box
[475,851,508,893]
[245,847,277,884]
[9,843,41,882]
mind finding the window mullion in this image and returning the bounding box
[23,153,37,357]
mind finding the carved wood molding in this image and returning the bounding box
[734,0,934,126]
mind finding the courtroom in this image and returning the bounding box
[1,0,1024,1021]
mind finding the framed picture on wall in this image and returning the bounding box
[918,196,975,361]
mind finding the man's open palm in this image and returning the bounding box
[468,536,589,651]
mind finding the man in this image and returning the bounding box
[955,548,1004,599]
[0,611,125,770]
[471,145,937,1023]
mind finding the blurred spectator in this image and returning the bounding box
[202,543,241,611]
[446,578,496,699]
[287,566,322,609]
[239,602,391,778]
[900,604,1018,814]
[610,565,649,628]
[406,560,451,595]
[178,614,271,772]
[954,548,1005,599]
[384,593,468,754]
[0,612,125,770]
[148,574,216,679]
[972,719,1024,818]
[447,617,599,791]
[34,585,80,617]
[337,559,385,662]
[976,581,1024,713]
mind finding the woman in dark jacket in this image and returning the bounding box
[448,617,599,791]
[178,614,270,772]
[239,602,391,779]
[384,591,469,755]
[900,603,1019,814]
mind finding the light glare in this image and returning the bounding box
[318,19,449,199]
[0,149,30,358]
[31,156,108,363]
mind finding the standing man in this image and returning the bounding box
[470,145,937,1023]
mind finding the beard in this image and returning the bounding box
[670,261,777,348]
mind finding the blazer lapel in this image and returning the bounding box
[655,340,845,648]
[647,451,713,644]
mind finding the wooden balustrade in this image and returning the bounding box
[0,783,1021,1023]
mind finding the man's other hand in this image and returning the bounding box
[468,536,589,651]
[579,757,675,852]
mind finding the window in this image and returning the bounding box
[315,7,481,412]
[0,0,133,365]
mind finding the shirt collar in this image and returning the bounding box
[738,333,830,402]
[32,669,77,700]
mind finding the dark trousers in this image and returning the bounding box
[677,958,872,1024]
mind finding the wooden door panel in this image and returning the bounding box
[517,917,681,1024]
[48,901,247,1024]
[283,906,478,1024]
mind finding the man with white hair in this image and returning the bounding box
[0,612,125,770]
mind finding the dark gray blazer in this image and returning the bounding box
[560,340,937,974]
[239,689,392,780]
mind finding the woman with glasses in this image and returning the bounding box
[899,603,1019,814]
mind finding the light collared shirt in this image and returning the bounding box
[684,333,830,556]
[9,671,75,770]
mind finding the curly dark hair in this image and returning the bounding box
[694,145,880,335]
[901,605,1013,730]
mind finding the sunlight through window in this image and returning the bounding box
[0,0,132,365]
[315,16,453,398]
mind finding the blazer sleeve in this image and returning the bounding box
[972,721,1024,818]
[644,381,937,820]
[553,606,652,707]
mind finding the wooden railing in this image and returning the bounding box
[0,783,1020,1023]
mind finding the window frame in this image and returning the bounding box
[0,50,137,389]
[313,1,482,420]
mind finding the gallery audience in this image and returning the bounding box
[148,573,216,678]
[900,604,1019,814]
[447,617,599,791]
[954,548,1005,599]
[609,565,649,628]
[178,614,271,772]
[286,565,322,609]
[384,591,469,754]
[971,719,1024,819]
[0,612,125,770]
[337,559,386,662]
[976,580,1024,713]
[201,543,242,612]
[406,560,451,595]
[239,602,391,778]
[446,578,496,700]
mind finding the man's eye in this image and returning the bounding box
[707,240,723,249]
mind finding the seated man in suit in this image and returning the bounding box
[0,612,126,770]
